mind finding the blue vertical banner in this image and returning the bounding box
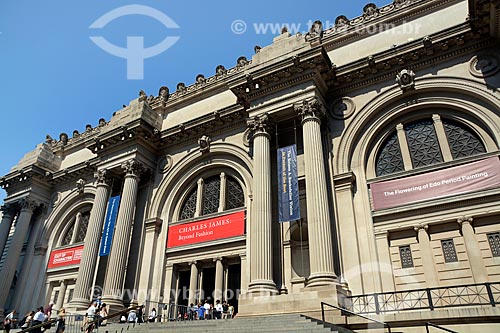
[99,195,121,257]
[277,144,301,222]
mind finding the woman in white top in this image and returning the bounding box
[148,308,157,323]
[3,310,16,333]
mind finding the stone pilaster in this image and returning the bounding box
[188,261,199,306]
[247,114,278,294]
[432,114,453,162]
[55,280,67,311]
[70,169,111,311]
[415,224,439,286]
[163,264,175,305]
[458,217,489,283]
[0,198,39,314]
[375,231,396,292]
[102,160,143,311]
[239,254,248,294]
[214,257,224,301]
[0,204,16,259]
[295,98,337,287]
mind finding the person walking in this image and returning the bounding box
[3,310,16,333]
[55,308,66,333]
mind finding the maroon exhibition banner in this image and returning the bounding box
[47,245,84,269]
[167,210,245,248]
[371,157,500,210]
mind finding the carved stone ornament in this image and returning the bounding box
[196,74,206,84]
[121,159,144,178]
[198,135,212,154]
[331,97,356,120]
[254,45,262,54]
[95,169,111,185]
[306,20,323,40]
[247,113,272,136]
[215,65,227,77]
[19,198,39,212]
[295,97,326,121]
[139,90,147,102]
[237,56,249,68]
[59,133,69,145]
[158,155,173,174]
[76,178,86,194]
[72,130,80,138]
[363,3,379,18]
[396,69,416,92]
[98,118,106,127]
[176,82,187,92]
[469,54,500,78]
[335,15,349,27]
[159,86,170,102]
[242,127,252,147]
[46,134,56,145]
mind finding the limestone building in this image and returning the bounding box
[1,0,499,331]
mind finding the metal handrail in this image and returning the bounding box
[321,301,391,333]
[425,322,459,333]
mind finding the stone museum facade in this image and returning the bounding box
[1,0,499,331]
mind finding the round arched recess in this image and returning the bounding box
[39,186,96,252]
[335,77,500,176]
[149,142,253,223]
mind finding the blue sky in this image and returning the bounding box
[0,0,388,199]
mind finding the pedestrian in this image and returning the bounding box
[32,307,46,333]
[55,308,66,333]
[3,310,16,333]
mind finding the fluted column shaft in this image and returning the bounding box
[214,257,224,301]
[459,217,489,283]
[55,280,67,311]
[102,160,143,309]
[296,98,337,286]
[0,199,38,312]
[188,262,198,306]
[247,114,277,294]
[0,204,16,258]
[415,225,439,286]
[70,170,111,310]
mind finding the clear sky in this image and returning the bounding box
[0,0,388,200]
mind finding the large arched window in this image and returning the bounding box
[60,211,90,246]
[376,116,487,176]
[179,173,245,221]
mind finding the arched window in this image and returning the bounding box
[179,173,245,221]
[60,211,90,246]
[376,117,487,176]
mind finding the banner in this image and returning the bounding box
[371,157,500,210]
[48,245,84,269]
[99,195,121,256]
[277,144,301,222]
[167,210,245,248]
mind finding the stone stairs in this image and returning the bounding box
[107,314,355,333]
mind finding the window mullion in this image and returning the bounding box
[432,114,453,162]
[396,123,413,170]
[218,172,227,212]
[195,178,204,217]
[70,212,82,244]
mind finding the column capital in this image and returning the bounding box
[18,198,40,213]
[0,204,16,217]
[294,97,325,125]
[457,216,474,226]
[189,260,198,267]
[213,256,223,263]
[375,230,390,239]
[247,113,273,139]
[414,224,429,232]
[95,169,112,186]
[34,245,48,256]
[121,159,144,178]
[333,172,356,192]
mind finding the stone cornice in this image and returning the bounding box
[328,22,493,94]
[321,0,461,50]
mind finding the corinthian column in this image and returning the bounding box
[0,198,39,314]
[70,170,111,310]
[0,204,16,257]
[102,160,143,310]
[295,98,337,286]
[247,114,277,294]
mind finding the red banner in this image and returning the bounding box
[167,211,245,248]
[47,245,84,269]
[371,157,500,210]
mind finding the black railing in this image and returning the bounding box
[425,322,458,333]
[321,301,392,333]
[345,282,500,314]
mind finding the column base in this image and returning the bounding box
[306,272,338,287]
[101,295,126,314]
[67,298,93,313]
[247,279,279,295]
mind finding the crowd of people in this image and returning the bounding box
[180,300,234,321]
[2,302,66,333]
